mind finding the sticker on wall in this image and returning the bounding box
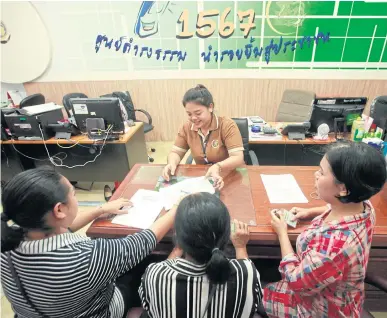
[73,104,89,115]
[1,2,51,83]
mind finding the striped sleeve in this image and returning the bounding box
[87,229,157,288]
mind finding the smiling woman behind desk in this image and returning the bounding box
[162,84,245,189]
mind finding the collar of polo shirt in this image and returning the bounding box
[190,114,219,138]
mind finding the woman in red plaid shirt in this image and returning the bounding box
[263,142,386,318]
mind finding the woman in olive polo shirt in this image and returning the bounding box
[162,84,245,190]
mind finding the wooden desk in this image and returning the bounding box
[249,122,339,145]
[0,123,148,182]
[87,164,387,311]
[87,164,387,245]
[0,122,144,145]
[248,122,346,165]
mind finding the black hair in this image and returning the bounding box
[1,168,70,253]
[182,84,214,108]
[175,192,231,285]
[325,141,386,203]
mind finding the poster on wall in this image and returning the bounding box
[27,0,387,81]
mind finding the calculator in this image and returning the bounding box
[263,127,278,134]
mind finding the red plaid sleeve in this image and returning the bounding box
[278,239,349,296]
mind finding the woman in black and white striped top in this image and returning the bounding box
[1,168,176,318]
[139,192,263,318]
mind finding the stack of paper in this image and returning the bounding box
[159,176,215,210]
[260,174,308,204]
[112,189,163,229]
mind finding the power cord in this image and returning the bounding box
[39,124,112,169]
[11,142,68,162]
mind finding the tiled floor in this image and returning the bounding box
[1,142,386,317]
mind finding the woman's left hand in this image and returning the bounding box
[270,210,288,236]
[205,164,224,190]
[99,198,133,218]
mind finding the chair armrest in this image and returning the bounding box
[185,154,193,164]
[135,109,152,125]
[365,272,387,293]
[249,150,259,166]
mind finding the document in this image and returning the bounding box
[260,174,308,204]
[159,176,215,210]
[111,189,163,229]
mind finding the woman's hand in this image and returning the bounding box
[205,164,224,190]
[270,210,288,236]
[99,198,132,218]
[230,220,250,248]
[290,207,316,220]
[162,163,177,182]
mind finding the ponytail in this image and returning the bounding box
[175,193,232,285]
[1,214,25,253]
[206,248,231,285]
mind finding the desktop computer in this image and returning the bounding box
[309,97,367,135]
[69,97,125,134]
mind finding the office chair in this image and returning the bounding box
[362,272,387,318]
[19,93,45,108]
[62,93,88,118]
[185,118,259,165]
[101,91,156,162]
[275,89,315,122]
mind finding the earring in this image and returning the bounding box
[339,191,347,197]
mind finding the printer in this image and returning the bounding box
[4,103,65,140]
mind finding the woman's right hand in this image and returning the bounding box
[290,207,313,220]
[162,163,177,181]
[230,220,250,249]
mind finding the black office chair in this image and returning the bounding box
[19,93,45,108]
[62,93,88,118]
[185,118,259,165]
[101,91,156,162]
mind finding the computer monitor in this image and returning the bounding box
[69,98,125,133]
[309,97,367,134]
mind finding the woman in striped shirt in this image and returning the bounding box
[139,192,263,318]
[1,168,176,318]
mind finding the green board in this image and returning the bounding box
[94,1,387,71]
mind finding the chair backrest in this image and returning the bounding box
[62,93,88,117]
[19,93,45,108]
[100,91,135,121]
[276,89,315,122]
[231,118,250,165]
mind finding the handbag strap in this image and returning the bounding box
[201,285,217,318]
[7,252,49,318]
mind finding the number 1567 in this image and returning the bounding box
[177,8,256,39]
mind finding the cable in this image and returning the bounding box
[56,137,90,149]
[11,142,68,163]
[1,148,9,167]
[39,124,112,169]
[11,143,48,161]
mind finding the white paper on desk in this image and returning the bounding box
[260,174,308,204]
[159,177,215,210]
[111,189,163,229]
